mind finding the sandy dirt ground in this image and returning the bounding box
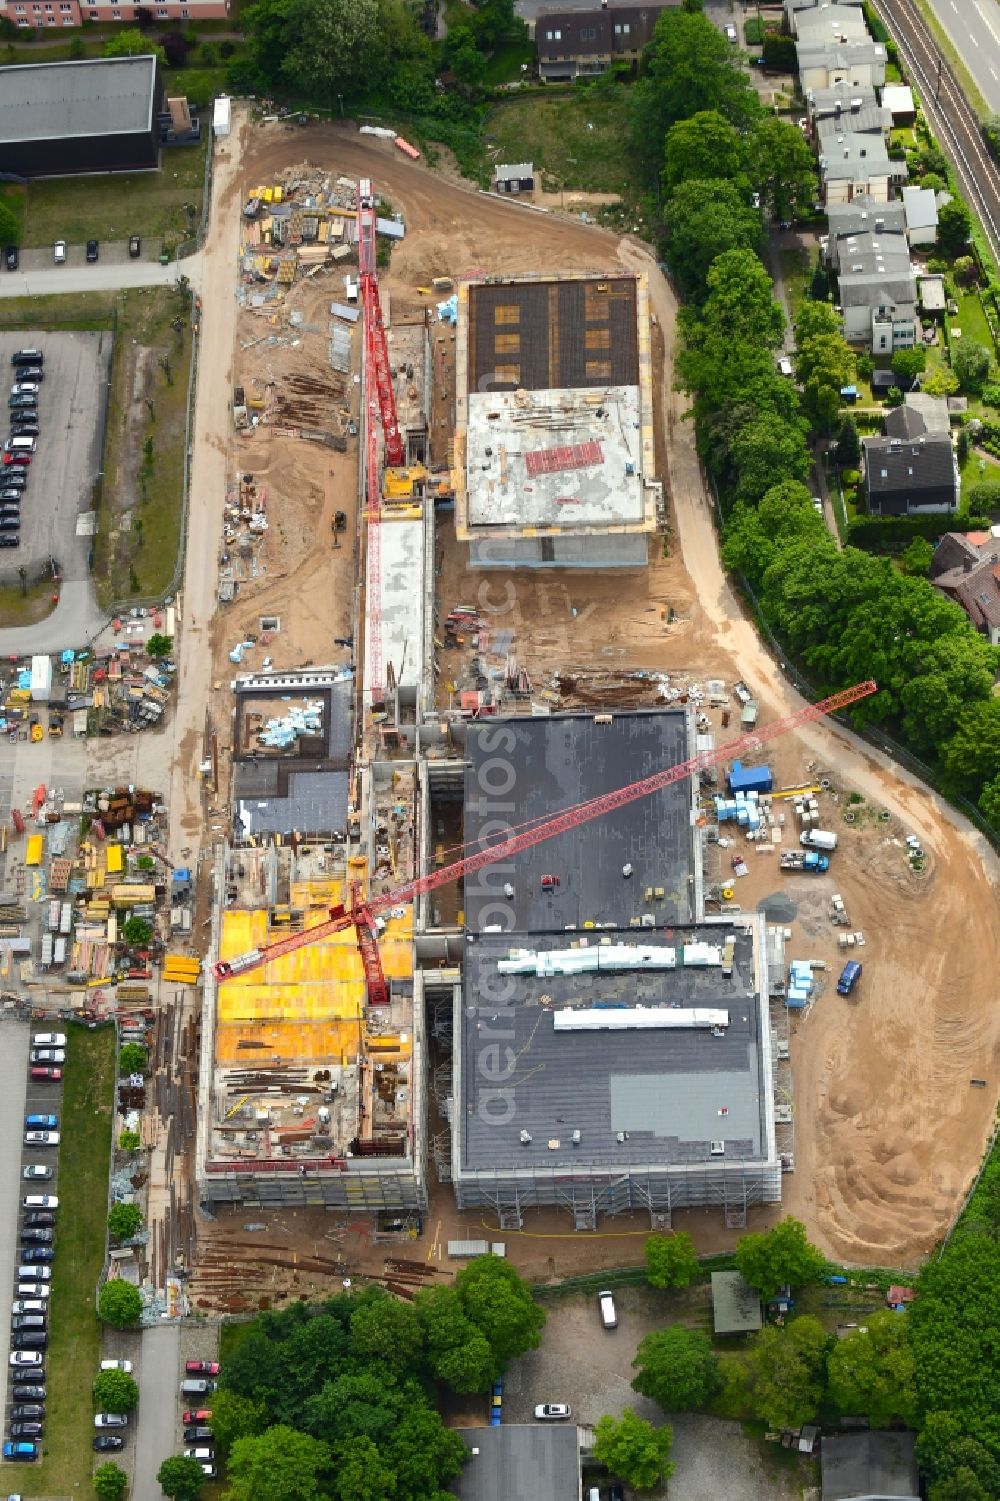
[175,121,1000,1278]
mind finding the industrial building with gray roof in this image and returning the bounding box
[451,710,781,1229]
[0,56,161,178]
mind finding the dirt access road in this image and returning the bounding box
[189,121,1000,1268]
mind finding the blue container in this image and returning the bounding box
[728,761,774,795]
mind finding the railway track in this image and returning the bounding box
[872,0,1000,262]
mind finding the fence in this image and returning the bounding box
[177,133,216,261]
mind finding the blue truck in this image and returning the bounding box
[780,851,830,873]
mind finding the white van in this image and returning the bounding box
[23,1195,58,1210]
[4,437,36,455]
[598,1289,617,1330]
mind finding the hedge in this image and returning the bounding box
[847,513,990,552]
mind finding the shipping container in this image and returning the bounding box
[213,96,231,139]
[25,835,43,867]
[29,656,52,703]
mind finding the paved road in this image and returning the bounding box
[924,0,1000,114]
[0,1027,31,1399]
[0,579,104,655]
[132,1323,181,1500]
[874,0,1000,260]
[0,256,200,301]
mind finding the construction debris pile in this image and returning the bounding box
[254,700,325,750]
[0,632,176,741]
[218,473,269,605]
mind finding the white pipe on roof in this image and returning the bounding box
[553,1006,729,1032]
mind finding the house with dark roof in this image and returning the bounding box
[930,529,1000,645]
[861,431,959,515]
[534,3,676,83]
[821,1431,920,1501]
[0,55,161,177]
[446,1425,581,1501]
[884,392,949,439]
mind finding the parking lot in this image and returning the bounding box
[0,329,113,581]
[10,239,164,273]
[503,1287,802,1501]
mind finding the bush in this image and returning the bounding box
[118,1042,147,1075]
[848,513,989,551]
[118,1129,141,1153]
[123,916,152,947]
[93,1461,129,1500]
[108,1201,143,1240]
[93,1368,140,1412]
[981,383,1000,408]
[98,1279,143,1328]
[219,38,236,59]
[159,28,193,66]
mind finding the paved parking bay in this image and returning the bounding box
[131,1324,180,1499]
[0,330,113,581]
[11,240,164,275]
[0,1025,35,1389]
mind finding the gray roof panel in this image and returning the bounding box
[0,57,157,145]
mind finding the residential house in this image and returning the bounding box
[534,3,675,83]
[931,530,1000,645]
[818,130,905,204]
[807,81,880,121]
[902,184,939,245]
[882,82,916,123]
[446,1425,582,1501]
[836,231,917,349]
[820,1431,920,1501]
[862,430,959,515]
[785,0,864,22]
[824,195,906,270]
[886,392,950,436]
[797,39,888,92]
[792,4,870,43]
[1,0,227,19]
[815,99,889,143]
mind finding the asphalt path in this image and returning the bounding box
[0,257,198,301]
[924,0,1000,115]
[0,1027,31,1407]
[131,1324,181,1501]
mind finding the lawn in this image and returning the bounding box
[483,84,640,198]
[15,136,208,252]
[952,289,995,351]
[480,36,534,86]
[0,1027,116,1498]
[0,577,60,629]
[777,244,812,324]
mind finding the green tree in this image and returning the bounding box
[938,197,973,254]
[751,116,818,220]
[98,1279,143,1328]
[900,537,935,577]
[661,179,763,300]
[644,1232,699,1289]
[810,260,830,301]
[103,27,165,62]
[415,1284,494,1393]
[123,914,152,946]
[731,410,812,504]
[226,1425,331,1501]
[744,1316,828,1429]
[349,1290,423,1375]
[941,696,1000,794]
[243,0,377,98]
[700,249,785,347]
[156,1454,205,1500]
[93,1461,129,1500]
[455,1255,545,1372]
[444,26,487,85]
[387,1403,467,1496]
[108,1201,143,1241]
[592,1407,675,1491]
[892,346,927,379]
[956,427,971,466]
[661,109,748,195]
[923,364,961,396]
[146,632,173,658]
[835,414,861,467]
[201,1387,267,1461]
[827,1310,917,1426]
[954,341,992,395]
[0,201,19,247]
[954,255,978,286]
[119,1042,147,1074]
[330,1435,395,1501]
[795,326,856,432]
[118,1129,141,1152]
[632,1325,720,1412]
[93,1368,140,1412]
[722,481,825,588]
[735,1217,827,1298]
[630,8,759,174]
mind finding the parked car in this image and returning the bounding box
[20,1249,54,1264]
[2,1439,37,1459]
[184,1426,214,1442]
[19,1231,54,1246]
[201,1466,218,1479]
[99,1359,133,1373]
[4,246,18,272]
[0,535,19,548]
[9,1422,43,1438]
[23,1213,55,1229]
[12,349,43,365]
[128,235,141,258]
[10,422,39,437]
[24,1133,59,1148]
[185,1361,220,1376]
[0,517,20,531]
[30,1067,62,1082]
[598,1289,618,1330]
[184,1447,214,1460]
[10,1316,46,1331]
[16,1282,50,1297]
[14,367,42,382]
[12,1384,46,1400]
[9,385,38,399]
[16,1265,52,1281]
[94,1413,128,1429]
[534,1404,571,1420]
[180,1379,215,1396]
[30,1050,64,1064]
[0,490,24,504]
[13,1331,48,1347]
[183,1408,212,1424]
[93,1434,124,1452]
[11,1301,47,1315]
[24,1196,58,1211]
[32,1034,66,1048]
[53,241,66,264]
[86,240,99,263]
[11,1404,45,1419]
[9,1351,43,1368]
[22,1166,53,1182]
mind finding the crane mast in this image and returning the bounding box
[213,680,877,987]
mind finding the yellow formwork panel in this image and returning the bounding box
[215,1017,363,1066]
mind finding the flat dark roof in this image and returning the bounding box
[466,276,639,394]
[233,767,349,837]
[463,710,694,932]
[447,1425,580,1501]
[233,676,353,766]
[821,1432,920,1501]
[0,57,158,145]
[460,926,766,1172]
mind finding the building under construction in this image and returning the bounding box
[430,711,781,1228]
[454,272,662,568]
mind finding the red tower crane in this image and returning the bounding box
[213,680,877,997]
[358,178,405,709]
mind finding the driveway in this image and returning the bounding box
[0,257,198,300]
[131,1323,181,1499]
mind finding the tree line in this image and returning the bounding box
[633,6,1000,830]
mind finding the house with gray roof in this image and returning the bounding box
[862,431,959,515]
[447,1425,582,1501]
[931,529,1000,645]
[902,184,939,245]
[534,3,677,83]
[797,38,888,92]
[821,1431,920,1501]
[836,231,917,349]
[807,81,880,120]
[825,196,906,270]
[711,1271,763,1335]
[816,100,889,142]
[818,130,905,204]
[793,4,870,43]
